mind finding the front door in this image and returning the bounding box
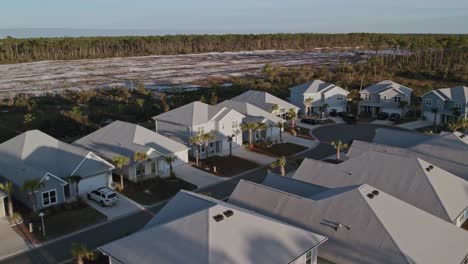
[63,184,71,200]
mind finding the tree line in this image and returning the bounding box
[0,33,466,64]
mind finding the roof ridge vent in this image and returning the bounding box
[223,210,234,217]
[460,134,465,138]
[367,193,374,199]
[335,223,352,231]
[213,214,224,222]
[371,190,379,196]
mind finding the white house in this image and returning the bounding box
[290,80,349,115]
[358,80,412,117]
[153,101,244,159]
[99,190,327,264]
[217,100,285,142]
[230,90,299,119]
[74,121,189,182]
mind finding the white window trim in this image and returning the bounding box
[135,163,146,177]
[394,96,402,103]
[42,189,57,207]
[455,103,463,111]
[425,99,432,106]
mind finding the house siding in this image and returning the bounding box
[289,247,318,264]
[35,176,67,210]
[422,91,466,124]
[290,88,347,114]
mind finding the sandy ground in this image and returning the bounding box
[0,49,360,97]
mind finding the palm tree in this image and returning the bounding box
[276,121,284,142]
[189,134,202,166]
[271,104,280,117]
[331,140,349,161]
[71,243,95,264]
[431,108,439,130]
[199,132,215,159]
[20,179,45,212]
[0,181,14,217]
[134,152,149,163]
[164,156,176,177]
[304,98,313,118]
[255,122,268,141]
[287,108,297,129]
[67,175,83,200]
[322,103,329,117]
[227,134,235,157]
[241,122,258,149]
[111,156,130,191]
[271,156,287,176]
[399,100,408,120]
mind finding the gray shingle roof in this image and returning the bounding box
[291,151,468,223]
[289,79,348,95]
[152,101,232,127]
[230,90,299,113]
[217,100,284,124]
[431,86,468,103]
[99,190,326,264]
[74,121,188,166]
[360,80,412,96]
[0,130,113,186]
[229,180,468,264]
[370,129,468,180]
[262,174,327,197]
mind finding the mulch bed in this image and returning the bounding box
[192,156,259,177]
[252,142,308,157]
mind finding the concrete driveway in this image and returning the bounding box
[396,120,431,130]
[0,220,30,260]
[231,147,276,166]
[174,164,224,189]
[283,134,319,149]
[85,193,143,220]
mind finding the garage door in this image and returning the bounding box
[78,174,109,195]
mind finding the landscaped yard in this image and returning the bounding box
[13,199,106,243]
[196,155,259,177]
[117,176,197,206]
[254,142,308,157]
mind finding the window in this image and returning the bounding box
[136,163,145,177]
[232,121,239,129]
[394,97,402,103]
[437,101,442,106]
[336,96,344,101]
[363,94,371,101]
[305,250,312,264]
[455,103,463,111]
[383,95,387,100]
[42,190,57,206]
[425,99,432,106]
[196,126,205,134]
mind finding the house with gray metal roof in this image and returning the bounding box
[153,101,245,159]
[421,86,468,125]
[230,90,299,119]
[0,130,114,211]
[99,190,327,264]
[229,180,468,264]
[74,121,189,182]
[290,80,349,115]
[218,99,285,142]
[358,80,412,117]
[368,129,468,181]
[291,150,468,227]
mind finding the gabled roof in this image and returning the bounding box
[427,86,468,103]
[229,180,468,264]
[230,90,299,113]
[217,100,284,124]
[74,121,188,166]
[0,130,113,186]
[99,190,326,264]
[371,129,468,180]
[291,151,468,223]
[153,101,235,127]
[361,80,412,97]
[290,79,349,95]
[262,174,327,197]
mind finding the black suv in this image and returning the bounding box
[342,113,357,124]
[377,112,389,120]
[329,109,338,117]
[389,113,401,121]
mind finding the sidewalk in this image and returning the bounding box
[396,120,431,130]
[230,147,276,166]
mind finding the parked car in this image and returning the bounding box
[377,112,389,120]
[337,111,347,117]
[389,113,401,121]
[301,118,318,125]
[329,109,338,117]
[342,114,357,124]
[87,187,119,206]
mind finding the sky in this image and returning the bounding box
[1,0,467,37]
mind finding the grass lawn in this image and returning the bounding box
[202,155,259,177]
[255,142,307,157]
[14,199,106,243]
[117,176,197,206]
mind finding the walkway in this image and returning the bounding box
[231,147,276,166]
[283,133,319,149]
[396,120,431,130]
[173,164,224,188]
[0,220,30,261]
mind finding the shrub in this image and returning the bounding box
[63,203,73,211]
[9,212,23,224]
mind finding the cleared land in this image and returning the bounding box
[0,49,360,97]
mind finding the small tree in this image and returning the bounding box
[0,181,14,217]
[134,152,149,163]
[210,92,218,105]
[399,100,408,120]
[164,156,176,177]
[23,113,35,127]
[71,243,95,264]
[287,108,297,129]
[112,156,130,191]
[199,132,215,159]
[255,122,267,141]
[189,134,202,166]
[20,179,45,212]
[271,156,287,176]
[322,103,329,117]
[304,98,313,118]
[67,175,83,200]
[331,140,349,161]
[271,104,280,116]
[276,121,284,142]
[227,134,235,157]
[241,122,258,149]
